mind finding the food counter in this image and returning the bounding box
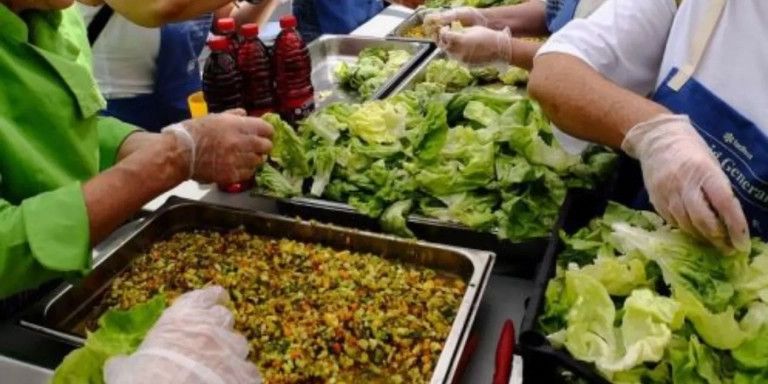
[0,5,533,384]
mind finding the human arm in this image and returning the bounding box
[0,113,272,298]
[528,0,749,251]
[215,0,281,27]
[79,0,234,27]
[424,1,547,38]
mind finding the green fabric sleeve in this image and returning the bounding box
[0,183,91,298]
[97,117,140,171]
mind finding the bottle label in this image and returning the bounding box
[281,97,315,126]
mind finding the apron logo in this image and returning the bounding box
[723,132,754,160]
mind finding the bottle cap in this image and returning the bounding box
[217,18,236,33]
[241,23,260,38]
[279,15,297,29]
[208,36,229,51]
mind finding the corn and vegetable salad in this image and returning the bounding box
[97,228,467,384]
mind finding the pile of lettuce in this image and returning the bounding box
[423,0,524,8]
[538,202,768,383]
[257,61,615,242]
[51,296,166,384]
[335,47,413,100]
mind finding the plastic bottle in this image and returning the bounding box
[272,15,314,125]
[202,36,243,113]
[238,23,275,117]
[216,18,239,51]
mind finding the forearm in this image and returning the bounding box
[528,53,669,148]
[105,0,232,27]
[484,0,548,37]
[228,0,280,26]
[509,39,543,71]
[85,133,187,245]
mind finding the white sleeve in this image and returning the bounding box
[537,0,677,96]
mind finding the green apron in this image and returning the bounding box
[0,4,137,300]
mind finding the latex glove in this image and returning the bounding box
[104,286,261,384]
[622,114,750,253]
[438,25,513,65]
[423,7,488,38]
[162,109,274,185]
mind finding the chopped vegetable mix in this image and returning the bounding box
[97,228,466,384]
[539,202,768,383]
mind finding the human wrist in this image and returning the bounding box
[496,29,514,63]
[621,114,690,159]
[161,123,196,180]
[159,129,193,184]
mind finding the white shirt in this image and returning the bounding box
[78,4,161,99]
[538,0,768,132]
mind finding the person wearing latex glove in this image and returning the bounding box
[105,286,261,384]
[528,0,761,252]
[426,0,608,69]
[0,0,273,315]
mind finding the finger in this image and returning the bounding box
[171,286,228,310]
[647,188,676,228]
[239,135,273,156]
[702,175,750,253]
[667,192,702,239]
[223,108,247,116]
[237,116,275,139]
[684,187,729,250]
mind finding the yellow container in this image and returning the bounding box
[188,91,208,118]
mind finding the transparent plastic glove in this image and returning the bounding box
[162,109,274,185]
[437,25,513,65]
[622,114,750,253]
[423,7,488,39]
[104,286,261,384]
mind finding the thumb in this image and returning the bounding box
[438,26,462,51]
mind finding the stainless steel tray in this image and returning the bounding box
[386,9,438,43]
[22,197,494,384]
[308,34,433,107]
[389,49,521,95]
[253,193,563,276]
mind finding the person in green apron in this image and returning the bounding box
[0,0,273,312]
[529,0,760,253]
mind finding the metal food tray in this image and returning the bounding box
[389,49,523,95]
[308,35,433,107]
[518,198,614,384]
[21,197,494,384]
[253,193,566,277]
[386,9,439,43]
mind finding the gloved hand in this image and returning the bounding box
[423,7,488,38]
[622,114,750,253]
[104,286,261,384]
[162,109,274,185]
[437,25,513,65]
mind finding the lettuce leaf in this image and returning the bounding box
[51,296,166,384]
[264,113,311,178]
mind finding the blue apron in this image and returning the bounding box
[294,0,384,42]
[102,14,212,132]
[546,0,579,33]
[636,0,768,238]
